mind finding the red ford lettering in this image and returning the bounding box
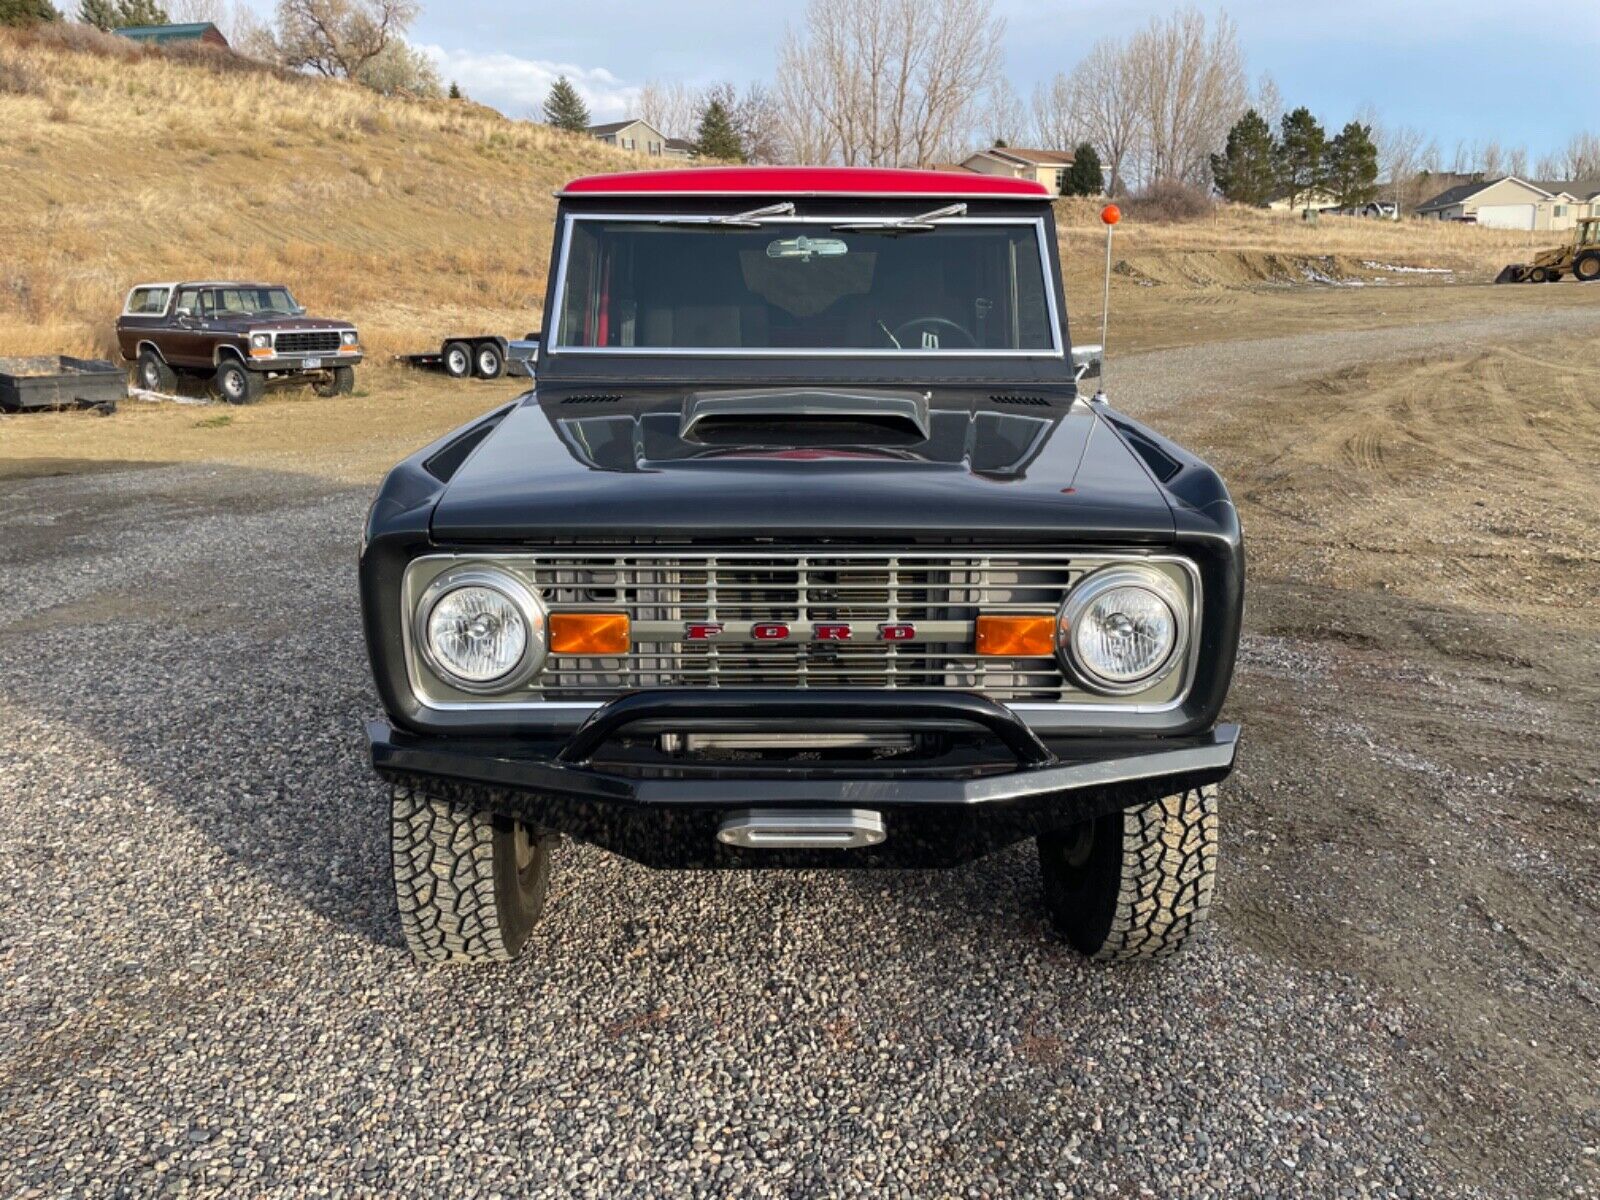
[813,622,852,641]
[685,622,725,640]
[879,623,916,641]
[751,622,791,640]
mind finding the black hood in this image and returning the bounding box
[427,387,1176,544]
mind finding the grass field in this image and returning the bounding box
[0,27,1556,366]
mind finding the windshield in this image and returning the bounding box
[554,218,1057,354]
[201,286,299,318]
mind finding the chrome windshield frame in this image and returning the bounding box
[546,212,1065,360]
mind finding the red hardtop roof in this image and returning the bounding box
[559,166,1051,200]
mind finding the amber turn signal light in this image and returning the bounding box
[975,614,1057,657]
[548,612,631,655]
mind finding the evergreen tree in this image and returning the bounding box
[1062,142,1103,196]
[1276,107,1328,209]
[695,96,744,161]
[448,81,462,100]
[1,0,59,23]
[78,0,166,28]
[1210,109,1278,206]
[1326,120,1380,208]
[543,76,590,133]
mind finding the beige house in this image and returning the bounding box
[1266,187,1341,213]
[588,119,695,160]
[961,147,1077,194]
[1416,176,1600,231]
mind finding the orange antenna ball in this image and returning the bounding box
[1100,204,1122,226]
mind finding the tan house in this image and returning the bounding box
[962,147,1077,194]
[1266,187,1341,213]
[588,119,695,160]
[1416,176,1600,231]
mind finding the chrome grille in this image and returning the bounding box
[524,551,1085,702]
[274,331,340,354]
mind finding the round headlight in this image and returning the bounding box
[1059,567,1188,694]
[251,333,271,349]
[416,568,545,693]
[341,330,358,345]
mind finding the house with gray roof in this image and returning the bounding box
[1416,176,1600,231]
[588,119,695,160]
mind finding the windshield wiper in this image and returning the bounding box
[833,203,967,233]
[657,202,796,228]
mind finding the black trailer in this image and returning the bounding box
[396,334,539,382]
[0,356,125,413]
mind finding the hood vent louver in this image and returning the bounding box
[681,388,931,446]
[989,393,1050,407]
[560,393,623,406]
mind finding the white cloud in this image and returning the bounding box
[419,45,641,123]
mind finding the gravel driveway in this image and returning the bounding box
[2,318,1596,1197]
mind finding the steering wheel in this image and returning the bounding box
[889,316,978,350]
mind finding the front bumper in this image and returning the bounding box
[248,352,364,372]
[367,689,1240,868]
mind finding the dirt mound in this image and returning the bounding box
[1111,250,1434,290]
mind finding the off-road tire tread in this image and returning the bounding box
[1095,785,1218,961]
[391,784,530,964]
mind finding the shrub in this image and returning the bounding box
[1123,180,1215,223]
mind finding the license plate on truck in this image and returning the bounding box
[303,357,322,369]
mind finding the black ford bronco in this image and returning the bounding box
[361,167,1243,966]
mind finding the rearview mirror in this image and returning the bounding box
[1071,343,1102,382]
[767,235,847,261]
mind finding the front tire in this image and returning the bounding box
[391,785,553,964]
[1574,251,1600,282]
[1528,266,1550,283]
[1037,785,1218,961]
[212,358,263,404]
[312,365,355,397]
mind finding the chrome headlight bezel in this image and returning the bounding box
[250,332,271,349]
[341,330,359,346]
[1057,565,1190,695]
[413,566,547,694]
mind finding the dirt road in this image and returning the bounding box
[0,294,1597,1197]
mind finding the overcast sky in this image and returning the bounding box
[406,0,1596,161]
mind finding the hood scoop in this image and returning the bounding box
[680,387,930,447]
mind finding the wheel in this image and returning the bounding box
[1527,266,1549,283]
[442,340,473,379]
[1545,270,1562,283]
[1574,251,1600,282]
[391,784,554,964]
[212,358,263,404]
[1037,785,1218,961]
[312,365,355,397]
[473,341,505,380]
[135,348,175,393]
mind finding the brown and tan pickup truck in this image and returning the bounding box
[116,281,363,403]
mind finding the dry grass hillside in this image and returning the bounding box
[0,26,1560,363]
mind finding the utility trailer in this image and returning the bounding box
[396,334,539,381]
[0,356,125,413]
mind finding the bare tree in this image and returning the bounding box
[1030,73,1074,151]
[698,81,786,164]
[1564,131,1600,179]
[1480,137,1504,178]
[1375,122,1426,212]
[1420,139,1441,174]
[776,0,1004,167]
[1127,8,1247,187]
[1450,139,1471,175]
[1252,70,1283,129]
[1064,37,1141,194]
[1534,151,1560,179]
[978,77,1027,150]
[269,0,419,80]
[639,78,700,140]
[168,0,272,51]
[1506,144,1529,178]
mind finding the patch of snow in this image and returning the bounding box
[129,387,213,406]
[1360,261,1454,275]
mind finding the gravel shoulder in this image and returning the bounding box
[1,302,1597,1198]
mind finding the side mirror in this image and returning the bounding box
[292,305,307,316]
[1071,343,1103,382]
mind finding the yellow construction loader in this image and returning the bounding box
[1496,216,1600,283]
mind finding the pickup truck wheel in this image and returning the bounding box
[442,341,472,379]
[312,365,355,397]
[135,348,175,393]
[473,341,505,379]
[212,359,263,405]
[391,784,553,964]
[1037,784,1218,961]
